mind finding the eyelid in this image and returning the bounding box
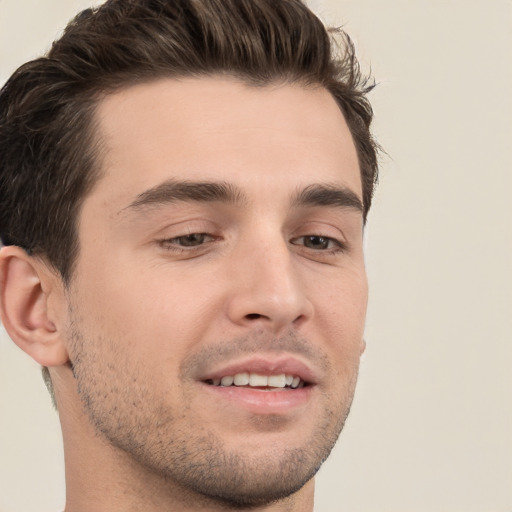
[151,216,220,240]
[289,219,347,244]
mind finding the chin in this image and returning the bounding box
[160,444,325,508]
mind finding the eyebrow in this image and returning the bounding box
[122,179,247,213]
[291,183,364,213]
[121,179,363,217]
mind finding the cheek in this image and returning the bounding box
[72,261,224,367]
[312,268,368,359]
[317,266,367,326]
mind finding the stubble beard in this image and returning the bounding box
[68,321,359,508]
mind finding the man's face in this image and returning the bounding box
[64,77,367,506]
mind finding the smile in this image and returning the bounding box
[199,359,315,414]
[204,372,305,389]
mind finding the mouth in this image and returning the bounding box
[197,357,317,414]
[204,372,306,390]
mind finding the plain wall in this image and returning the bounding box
[1,1,511,511]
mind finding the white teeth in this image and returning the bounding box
[233,372,250,386]
[268,374,286,388]
[220,375,234,386]
[213,372,303,388]
[249,373,268,387]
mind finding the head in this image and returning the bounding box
[0,0,377,282]
[0,0,378,508]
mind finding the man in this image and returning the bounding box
[0,0,378,510]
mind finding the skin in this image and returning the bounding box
[0,77,367,511]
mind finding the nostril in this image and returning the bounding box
[245,313,263,320]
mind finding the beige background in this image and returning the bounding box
[1,1,511,511]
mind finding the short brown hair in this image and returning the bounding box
[0,0,378,283]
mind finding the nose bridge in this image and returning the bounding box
[253,236,295,299]
[226,225,313,330]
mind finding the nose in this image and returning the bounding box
[225,235,314,334]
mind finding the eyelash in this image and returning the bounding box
[290,235,347,254]
[158,233,346,255]
[158,233,216,252]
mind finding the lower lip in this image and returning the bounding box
[201,383,313,414]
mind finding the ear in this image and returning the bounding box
[0,245,69,367]
[360,338,367,355]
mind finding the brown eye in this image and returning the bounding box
[289,235,347,256]
[174,233,209,246]
[292,235,339,250]
[158,232,217,255]
[302,235,331,250]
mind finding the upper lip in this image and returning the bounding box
[199,355,318,385]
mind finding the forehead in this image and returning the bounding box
[90,77,361,210]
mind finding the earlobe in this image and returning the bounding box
[0,246,69,367]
